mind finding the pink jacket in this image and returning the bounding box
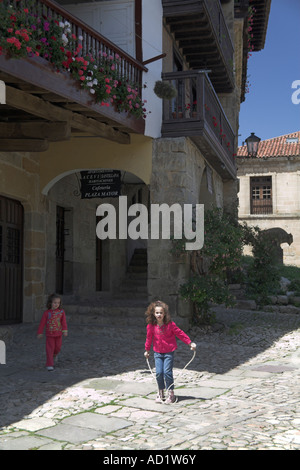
[37,309,68,337]
[145,321,191,353]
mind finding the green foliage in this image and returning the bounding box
[0,0,147,118]
[179,208,245,324]
[153,80,177,100]
[178,208,284,324]
[180,273,235,324]
[243,225,281,304]
[279,264,300,283]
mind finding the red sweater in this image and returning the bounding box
[145,321,191,353]
[37,309,68,337]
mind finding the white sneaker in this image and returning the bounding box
[165,390,176,404]
[155,390,165,403]
[47,366,54,371]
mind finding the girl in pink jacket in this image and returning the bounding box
[144,300,196,403]
[37,294,68,371]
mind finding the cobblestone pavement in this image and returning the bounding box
[0,307,299,451]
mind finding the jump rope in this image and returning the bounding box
[144,343,197,404]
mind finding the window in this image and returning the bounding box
[250,176,272,214]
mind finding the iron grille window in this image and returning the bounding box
[250,176,272,214]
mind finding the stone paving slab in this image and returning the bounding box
[84,378,156,395]
[38,422,102,445]
[176,386,229,400]
[12,417,56,432]
[0,434,52,450]
[115,396,171,412]
[37,412,133,446]
[62,412,133,433]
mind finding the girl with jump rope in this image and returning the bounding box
[144,300,196,404]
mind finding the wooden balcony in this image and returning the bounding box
[0,0,147,151]
[161,71,236,180]
[162,0,234,93]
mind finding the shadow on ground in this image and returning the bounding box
[0,306,299,429]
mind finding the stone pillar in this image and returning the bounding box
[148,137,204,326]
[23,207,47,322]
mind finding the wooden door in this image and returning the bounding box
[0,196,23,324]
[56,206,65,294]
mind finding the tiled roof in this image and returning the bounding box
[237,131,300,158]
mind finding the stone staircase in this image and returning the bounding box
[63,249,148,327]
[116,248,148,300]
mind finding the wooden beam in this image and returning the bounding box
[0,122,71,141]
[0,139,49,152]
[4,86,130,144]
[70,114,130,143]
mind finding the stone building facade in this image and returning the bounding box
[237,131,300,266]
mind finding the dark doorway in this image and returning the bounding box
[0,196,23,324]
[56,206,65,294]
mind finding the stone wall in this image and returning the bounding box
[0,150,47,322]
[148,137,224,326]
[238,156,300,266]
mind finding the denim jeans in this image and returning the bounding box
[154,351,174,390]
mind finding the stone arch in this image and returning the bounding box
[44,166,149,300]
[39,135,152,195]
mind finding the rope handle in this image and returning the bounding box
[144,345,197,401]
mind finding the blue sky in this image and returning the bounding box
[238,0,300,146]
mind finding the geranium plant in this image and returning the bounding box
[0,0,147,118]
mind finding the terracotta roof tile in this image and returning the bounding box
[237,131,300,158]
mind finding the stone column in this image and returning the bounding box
[148,137,204,326]
[23,206,47,322]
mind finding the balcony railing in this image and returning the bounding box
[0,0,147,145]
[161,71,236,179]
[162,0,234,93]
[1,0,146,87]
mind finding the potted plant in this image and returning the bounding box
[185,100,197,118]
[154,80,177,100]
[172,106,183,119]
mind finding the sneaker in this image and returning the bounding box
[155,390,165,403]
[165,390,176,404]
[47,366,54,371]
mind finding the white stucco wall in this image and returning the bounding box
[142,0,163,138]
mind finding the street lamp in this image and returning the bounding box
[245,132,261,157]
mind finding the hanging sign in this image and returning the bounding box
[80,170,121,199]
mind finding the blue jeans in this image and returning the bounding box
[154,352,174,390]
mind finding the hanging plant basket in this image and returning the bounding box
[154,80,177,100]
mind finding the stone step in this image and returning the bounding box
[64,300,147,327]
[119,279,147,293]
[228,284,256,309]
[127,265,147,273]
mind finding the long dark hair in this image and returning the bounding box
[47,293,62,310]
[145,300,171,325]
